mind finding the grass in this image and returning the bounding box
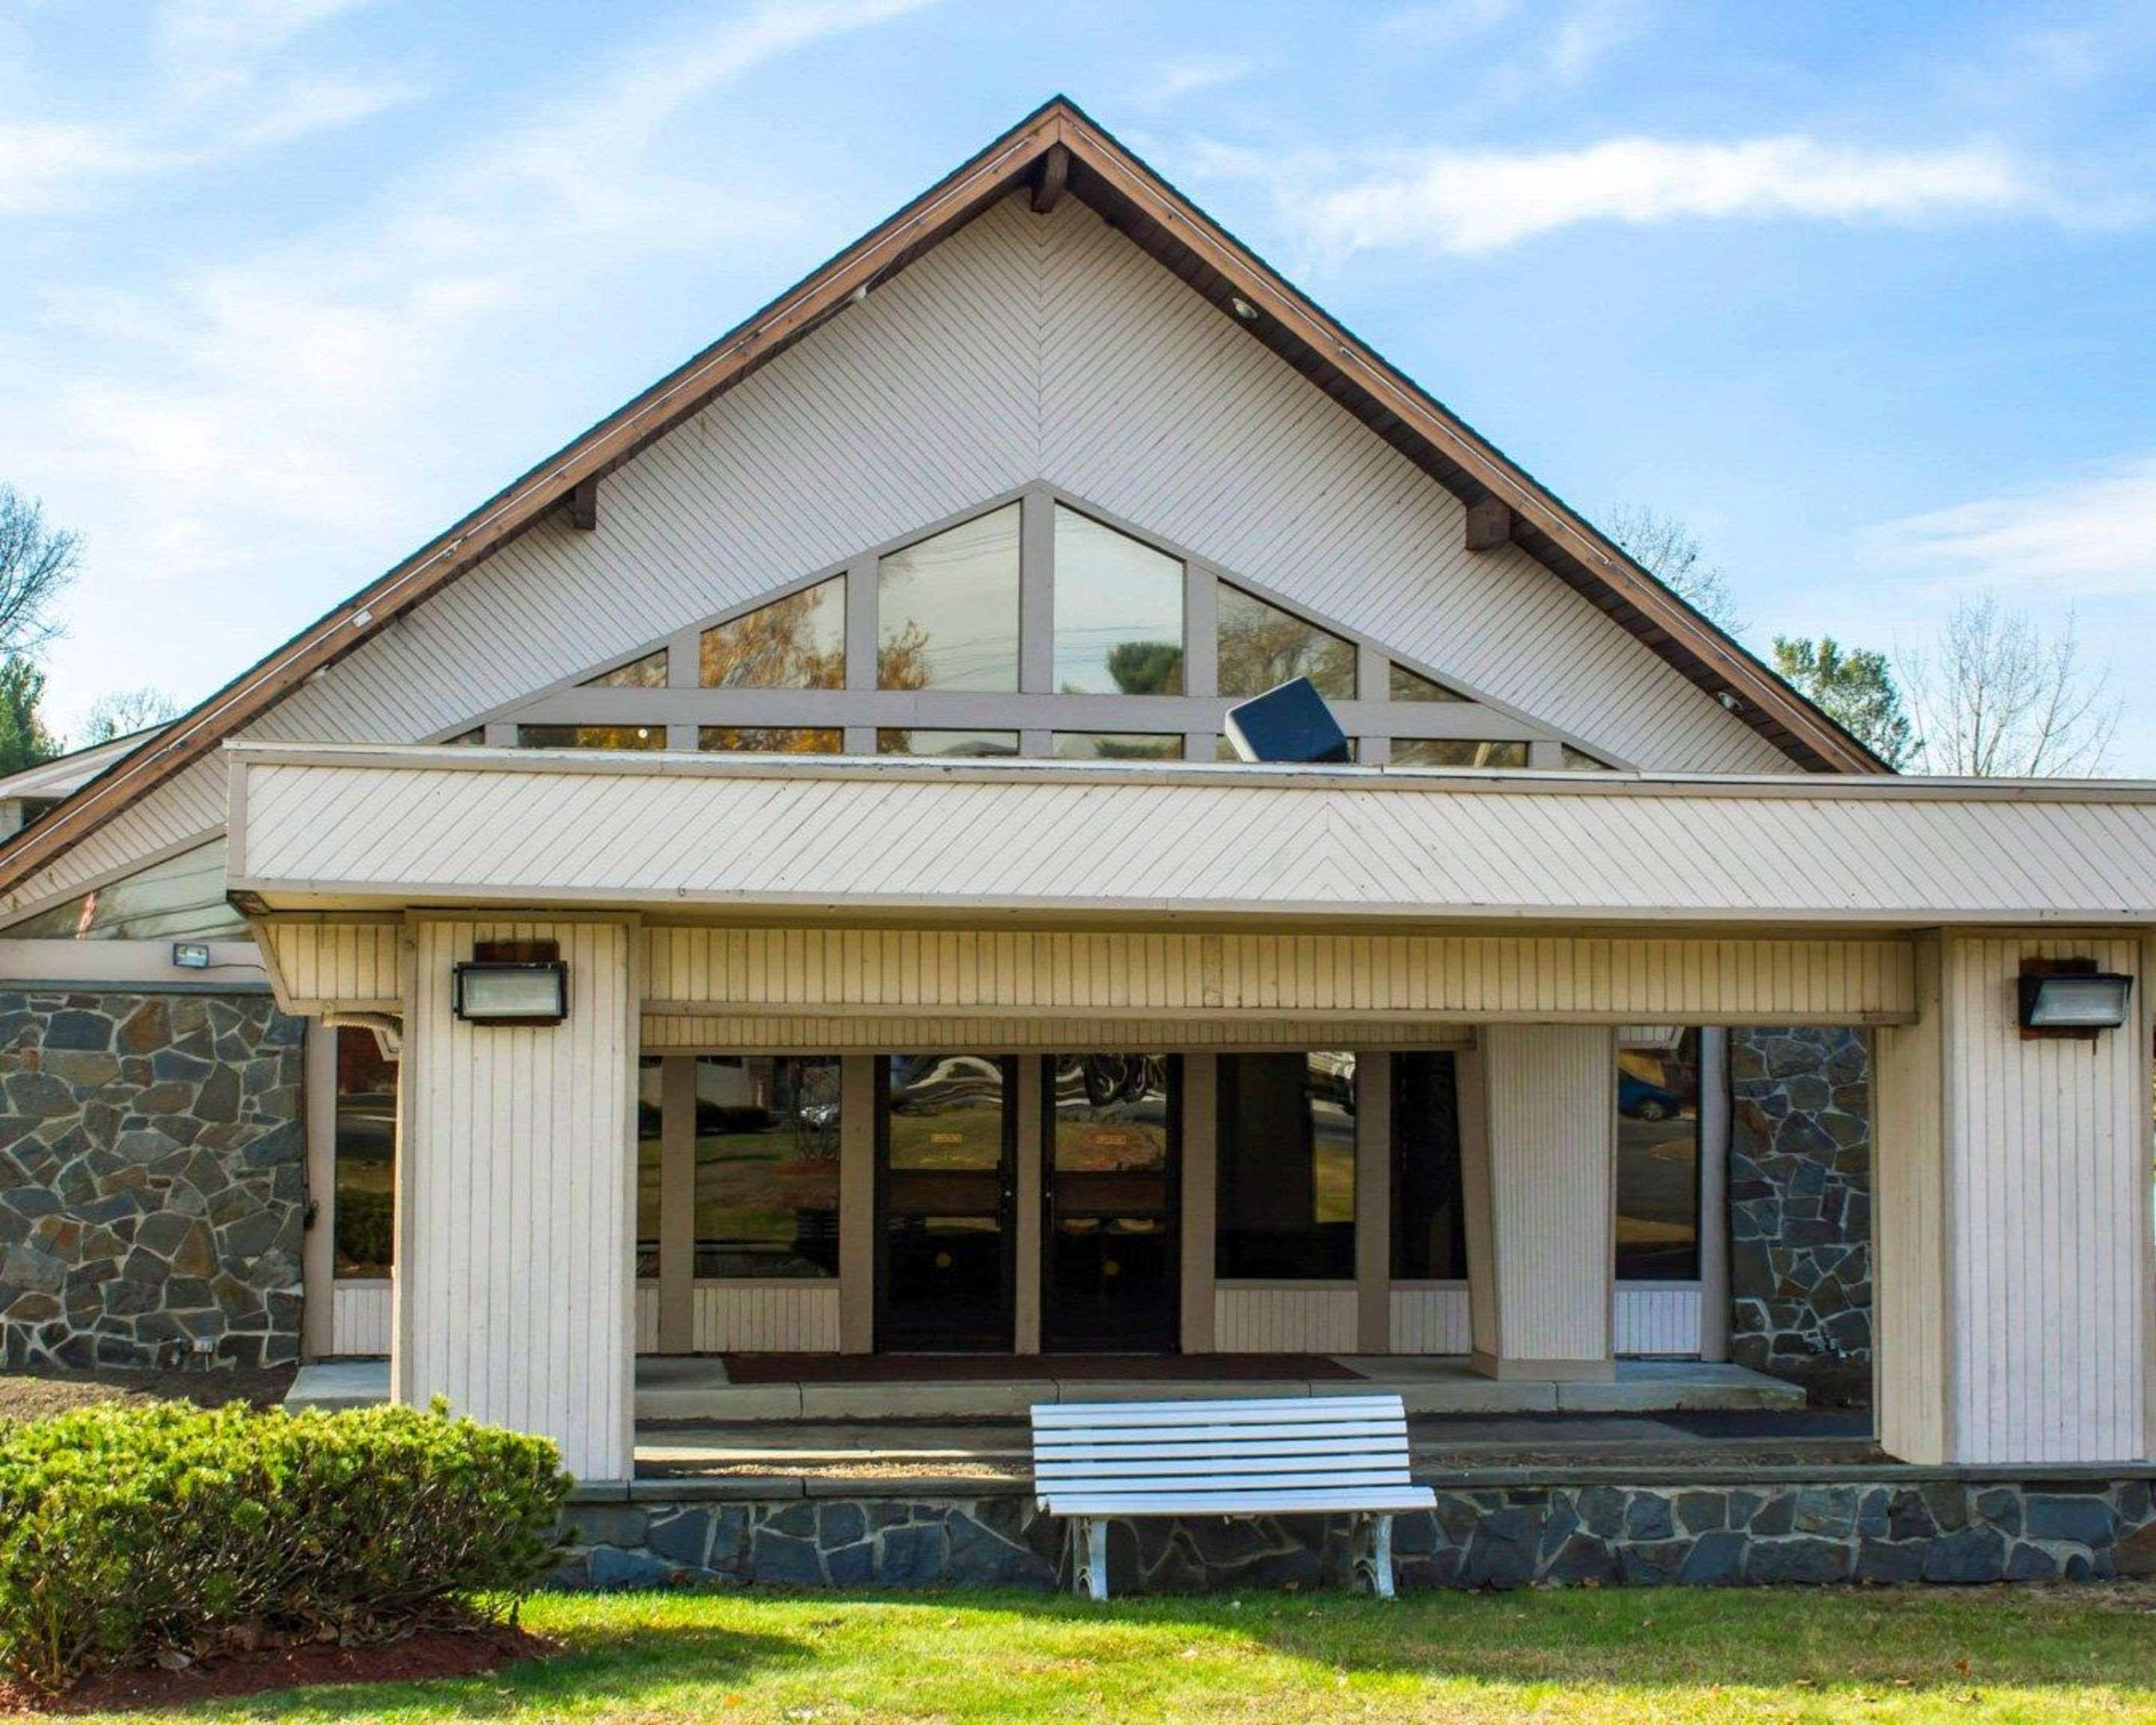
[46,1582,2156,1723]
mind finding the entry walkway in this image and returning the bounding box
[289,1353,1806,1423]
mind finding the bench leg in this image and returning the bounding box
[1074,1517,1110,1601]
[1351,1513,1396,1600]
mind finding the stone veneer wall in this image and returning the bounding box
[1727,1026,1872,1402]
[0,988,306,1370]
[559,1476,2156,1592]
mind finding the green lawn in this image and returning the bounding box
[59,1582,2156,1723]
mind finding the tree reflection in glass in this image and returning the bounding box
[1217,584,1356,699]
[878,505,1020,690]
[699,576,845,689]
[1053,507,1184,695]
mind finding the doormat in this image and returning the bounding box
[720,1353,1369,1384]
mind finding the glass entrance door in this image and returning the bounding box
[1041,1054,1178,1352]
[876,1054,1015,1351]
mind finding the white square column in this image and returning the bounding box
[1875,932,2152,1465]
[1463,1025,1616,1381]
[393,916,639,1483]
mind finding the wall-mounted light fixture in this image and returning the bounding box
[2018,957,2133,1039]
[454,938,568,1026]
[171,941,210,970]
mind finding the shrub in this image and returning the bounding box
[0,1399,570,1692]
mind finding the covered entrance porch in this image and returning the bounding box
[230,744,2155,1484]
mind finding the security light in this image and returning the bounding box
[171,941,210,970]
[454,942,569,1026]
[2018,959,2132,1038]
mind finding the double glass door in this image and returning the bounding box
[1041,1054,1178,1352]
[876,1054,1015,1351]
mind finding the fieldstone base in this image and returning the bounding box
[559,1475,2156,1593]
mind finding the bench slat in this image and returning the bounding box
[1041,1488,1436,1517]
[1038,1396,1404,1426]
[1037,1435,1409,1462]
[1039,1453,1409,1480]
[1039,1423,1404,1452]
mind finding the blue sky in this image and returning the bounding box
[5,1,2155,765]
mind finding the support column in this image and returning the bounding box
[1179,1055,1217,1352]
[1463,1024,1616,1381]
[838,1055,877,1354]
[394,916,638,1482]
[1875,932,2152,1464]
[1354,1053,1392,1354]
[1696,1026,1731,1363]
[1014,1056,1044,1354]
[657,1056,695,1354]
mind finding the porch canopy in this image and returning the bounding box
[225,744,2156,1483]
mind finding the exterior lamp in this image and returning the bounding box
[454,939,568,1026]
[2018,959,2132,1039]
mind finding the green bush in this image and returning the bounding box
[0,1399,570,1692]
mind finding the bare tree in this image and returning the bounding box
[1899,592,2121,776]
[79,686,181,747]
[0,486,80,659]
[1604,502,1747,635]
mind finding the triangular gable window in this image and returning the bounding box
[585,648,669,689]
[701,576,845,689]
[1218,584,1355,701]
[1388,662,1466,703]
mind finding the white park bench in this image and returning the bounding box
[1030,1394,1436,1599]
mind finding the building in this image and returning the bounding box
[1,102,2150,1504]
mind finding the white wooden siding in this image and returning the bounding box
[691,1283,841,1352]
[1614,1285,1702,1356]
[261,917,402,1011]
[1943,935,2149,1464]
[1388,1286,1472,1353]
[3,192,1787,921]
[1474,1025,1615,1368]
[642,1014,1477,1050]
[1214,1286,1360,1354]
[397,917,636,1480]
[329,1280,392,1356]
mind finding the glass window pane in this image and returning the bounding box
[1216,1052,1356,1280]
[1214,734,1358,762]
[334,1026,397,1280]
[636,1058,662,1279]
[877,729,1020,758]
[697,726,842,754]
[1053,733,1182,761]
[693,1056,841,1277]
[879,505,1020,691]
[699,576,845,689]
[1389,662,1466,702]
[1,840,248,941]
[1391,1052,1466,1280]
[1392,738,1530,768]
[1562,744,1613,770]
[441,728,484,746]
[1217,585,1356,699]
[587,648,669,689]
[1616,1026,1702,1280]
[1053,507,1184,695]
[517,724,664,750]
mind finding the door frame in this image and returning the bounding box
[872,1053,1018,1351]
[1039,1053,1182,1354]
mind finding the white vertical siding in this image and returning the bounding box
[397,917,637,1481]
[1475,1024,1616,1368]
[1944,935,2148,1464]
[1874,937,1946,1463]
[1213,1286,1359,1353]
[329,1280,393,1356]
[1389,1286,1473,1354]
[691,1283,841,1352]
[1614,1286,1702,1356]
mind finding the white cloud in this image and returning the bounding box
[1294,133,2045,258]
[1141,57,1255,109]
[1866,454,2156,598]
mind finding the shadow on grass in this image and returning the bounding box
[189,1582,2156,1721]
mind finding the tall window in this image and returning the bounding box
[1616,1027,1703,1280]
[333,1026,397,1279]
[1215,1052,1356,1279]
[1391,1051,1467,1280]
[1218,585,1356,700]
[879,505,1020,690]
[700,576,845,688]
[635,1058,662,1278]
[692,1056,841,1277]
[1052,506,1184,694]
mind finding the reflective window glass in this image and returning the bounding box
[586,648,669,689]
[635,1059,662,1278]
[1053,733,1182,761]
[517,724,664,750]
[878,505,1020,691]
[1616,1027,1702,1280]
[692,1056,842,1277]
[1391,738,1530,768]
[334,1026,397,1280]
[1217,585,1356,699]
[697,727,842,754]
[1,841,247,941]
[1388,662,1466,702]
[699,577,845,690]
[1053,506,1184,695]
[1391,1052,1467,1280]
[1216,1052,1356,1280]
[877,729,1020,758]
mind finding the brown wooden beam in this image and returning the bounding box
[1464,495,1513,552]
[565,477,600,531]
[1031,144,1070,214]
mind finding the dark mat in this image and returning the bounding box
[720,1352,1368,1384]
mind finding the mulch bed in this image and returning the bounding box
[721,1351,1365,1383]
[0,1365,296,1426]
[0,1625,555,1716]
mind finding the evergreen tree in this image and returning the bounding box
[1772,635,1917,770]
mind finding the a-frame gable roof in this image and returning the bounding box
[0,96,1882,898]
